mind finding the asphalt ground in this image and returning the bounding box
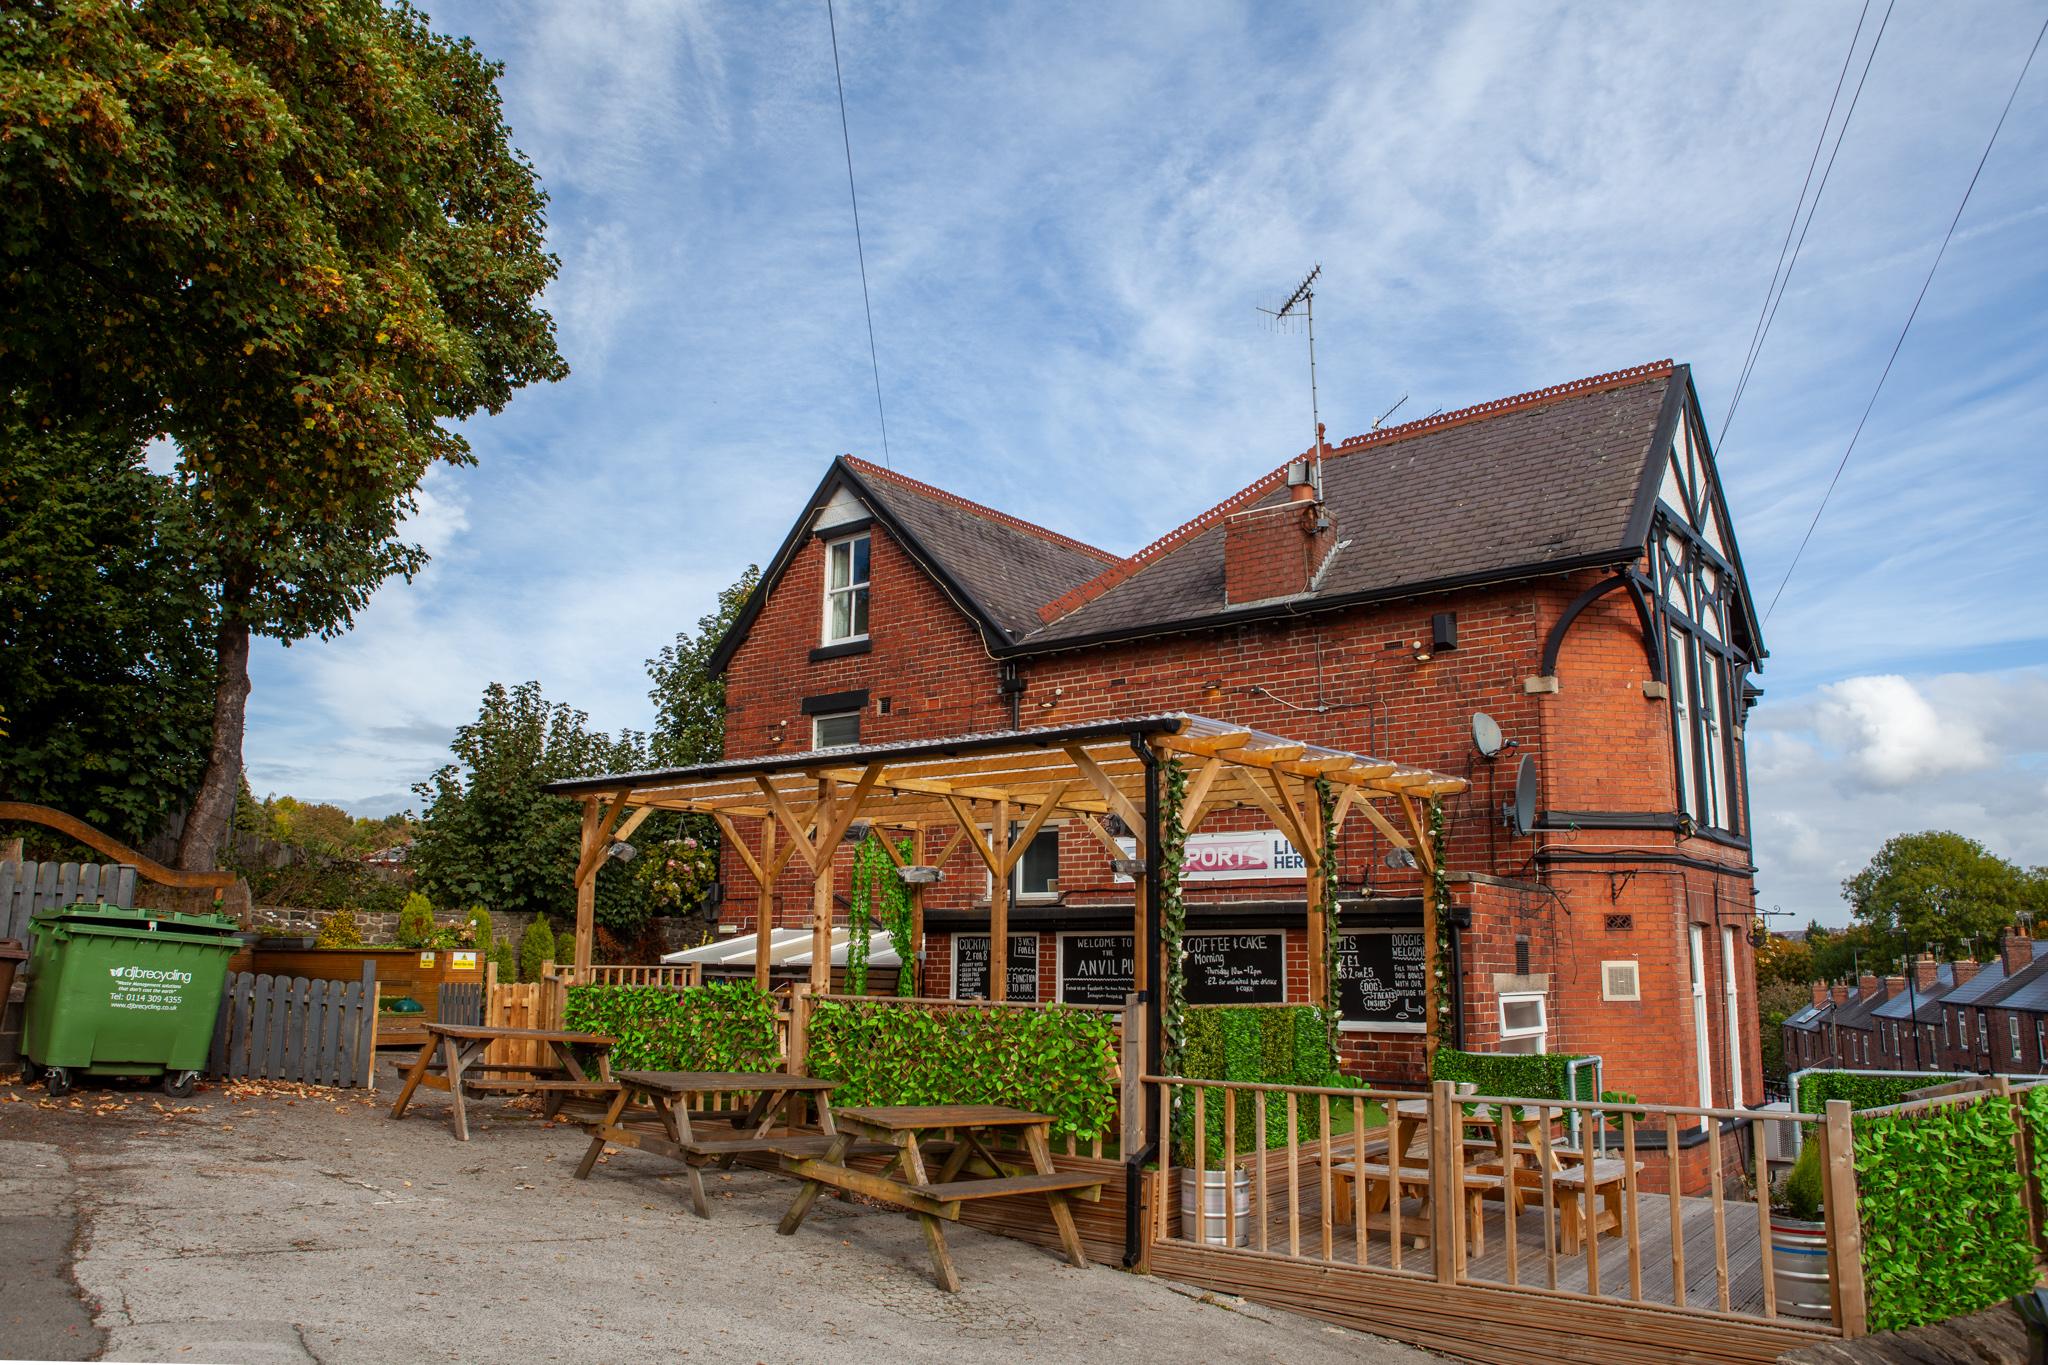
[0,1068,1439,1364]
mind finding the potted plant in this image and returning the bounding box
[1769,1139,1833,1320]
[1175,1094,1254,1247]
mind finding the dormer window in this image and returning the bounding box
[823,532,870,643]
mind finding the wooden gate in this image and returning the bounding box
[1,861,139,940]
[210,962,378,1087]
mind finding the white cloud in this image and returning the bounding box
[1810,674,1995,787]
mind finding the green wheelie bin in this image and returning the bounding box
[20,903,241,1098]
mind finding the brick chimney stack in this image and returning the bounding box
[1883,975,1904,1001]
[1223,461,1336,605]
[1812,981,1829,1009]
[1857,972,1879,1001]
[2002,927,2037,977]
[1832,982,1850,1007]
[1953,959,1981,986]
[1913,954,1940,991]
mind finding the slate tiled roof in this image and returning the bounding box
[1832,987,1893,1031]
[1941,960,2011,1008]
[842,458,1116,638]
[1024,361,1680,646]
[1783,1004,1821,1030]
[1871,965,1956,1022]
[1977,953,2048,1014]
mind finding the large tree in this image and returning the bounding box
[0,1,565,868]
[0,406,215,844]
[647,566,759,768]
[1844,831,2034,964]
[409,681,647,923]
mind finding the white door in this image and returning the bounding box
[1721,926,1744,1108]
[1689,925,1713,1124]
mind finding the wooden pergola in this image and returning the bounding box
[547,713,1466,1048]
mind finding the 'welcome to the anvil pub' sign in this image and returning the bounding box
[1113,830,1305,882]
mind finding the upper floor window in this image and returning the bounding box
[1654,414,1744,834]
[986,823,1061,902]
[823,533,870,643]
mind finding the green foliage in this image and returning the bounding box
[239,793,409,858]
[1757,977,1813,1084]
[1776,1139,1825,1222]
[1431,1048,1598,1102]
[1755,927,1814,988]
[1793,1070,1965,1117]
[847,832,912,996]
[491,937,519,984]
[1428,799,1454,1049]
[563,983,781,1073]
[315,908,365,949]
[0,410,214,845]
[2024,1087,2048,1208]
[628,837,718,921]
[518,916,555,984]
[1180,1005,1354,1161]
[1844,831,2040,965]
[463,906,492,949]
[1854,1092,2037,1332]
[806,1000,1119,1141]
[1158,757,1189,1076]
[1314,775,1340,1046]
[410,681,649,920]
[0,0,568,867]
[396,893,436,948]
[557,929,577,969]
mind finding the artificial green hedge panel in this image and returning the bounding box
[562,982,781,1072]
[1853,1090,2038,1332]
[1178,1006,1356,1162]
[1793,1070,1965,1117]
[804,1000,1118,1141]
[1431,1048,1597,1101]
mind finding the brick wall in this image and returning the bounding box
[716,513,1762,1148]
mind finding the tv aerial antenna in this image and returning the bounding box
[1259,264,1324,495]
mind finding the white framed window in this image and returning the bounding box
[1653,426,1745,835]
[1943,1011,1952,1046]
[2011,1015,2022,1061]
[822,532,870,643]
[1497,992,1548,1054]
[812,711,861,750]
[1688,925,1712,1120]
[1721,926,1743,1107]
[1979,1010,1990,1050]
[985,823,1061,902]
[2036,1019,2045,1069]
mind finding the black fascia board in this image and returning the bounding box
[542,713,1193,798]
[704,461,843,678]
[1001,547,1639,660]
[1621,366,1688,555]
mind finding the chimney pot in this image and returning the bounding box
[1883,975,1905,1000]
[1913,953,1940,991]
[1812,981,1828,1009]
[2002,927,2037,976]
[1831,982,1850,1007]
[1857,972,1878,998]
[1954,959,1981,986]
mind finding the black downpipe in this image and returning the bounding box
[1123,735,1165,1269]
[1448,921,1467,1052]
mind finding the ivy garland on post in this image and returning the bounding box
[1158,756,1189,1077]
[1314,775,1341,1054]
[1428,798,1455,1051]
[846,832,914,996]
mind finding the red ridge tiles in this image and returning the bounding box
[1035,360,1677,626]
[842,454,1120,564]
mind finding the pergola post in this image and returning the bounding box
[757,818,776,991]
[1398,793,1443,1068]
[574,799,600,979]
[811,777,835,992]
[908,825,926,994]
[989,798,1010,1001]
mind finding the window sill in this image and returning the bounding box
[810,639,872,663]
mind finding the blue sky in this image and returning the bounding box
[241,1,2048,926]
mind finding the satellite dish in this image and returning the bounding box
[1472,712,1503,758]
[1503,755,1538,836]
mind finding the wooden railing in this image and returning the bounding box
[566,962,704,988]
[1145,1076,1853,1337]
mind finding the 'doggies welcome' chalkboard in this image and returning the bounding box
[1334,930,1427,1030]
[1182,932,1286,1004]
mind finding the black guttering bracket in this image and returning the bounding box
[1539,570,1665,682]
[542,714,1193,797]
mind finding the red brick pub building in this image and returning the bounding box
[703,359,1766,1125]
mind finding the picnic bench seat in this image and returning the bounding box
[1336,1160,1506,1254]
[462,1078,619,1094]
[908,1170,1105,1203]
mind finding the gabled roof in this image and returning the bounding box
[1871,965,1956,1022]
[708,359,1766,671]
[1832,986,1893,1031]
[1977,952,2048,1014]
[707,455,1114,672]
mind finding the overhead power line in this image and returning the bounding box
[1764,9,2048,624]
[825,0,891,468]
[1719,0,1893,451]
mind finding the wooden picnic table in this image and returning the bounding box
[776,1103,1104,1292]
[573,1070,846,1219]
[389,1023,616,1141]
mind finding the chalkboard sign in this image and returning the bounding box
[952,934,1039,1002]
[1058,933,1134,1005]
[1334,929,1427,1031]
[1183,932,1286,1004]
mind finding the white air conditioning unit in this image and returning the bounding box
[1601,960,1641,1002]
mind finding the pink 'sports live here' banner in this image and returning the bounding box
[1115,830,1305,882]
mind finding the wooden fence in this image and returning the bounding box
[573,963,703,988]
[1,860,138,940]
[1141,1075,1838,1364]
[210,962,378,1087]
